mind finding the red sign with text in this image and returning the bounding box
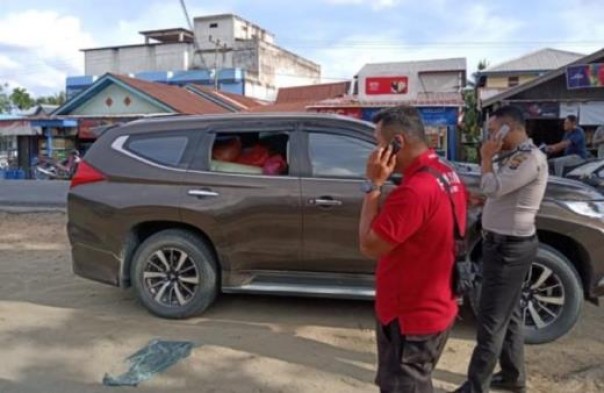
[365,76,409,95]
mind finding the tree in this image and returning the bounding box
[460,60,490,162]
[9,87,35,110]
[35,91,66,106]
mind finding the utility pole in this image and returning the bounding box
[209,35,228,91]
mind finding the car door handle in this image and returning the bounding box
[309,198,343,207]
[188,189,220,198]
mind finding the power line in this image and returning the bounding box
[178,0,207,68]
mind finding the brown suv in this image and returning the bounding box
[67,113,604,345]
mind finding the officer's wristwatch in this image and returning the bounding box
[361,179,382,194]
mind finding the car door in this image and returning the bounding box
[179,119,302,276]
[299,126,380,274]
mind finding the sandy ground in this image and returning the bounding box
[0,212,602,393]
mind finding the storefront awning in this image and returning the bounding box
[31,119,78,128]
[0,120,42,136]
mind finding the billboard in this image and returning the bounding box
[365,76,409,95]
[566,63,604,89]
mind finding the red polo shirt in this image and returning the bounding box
[371,150,467,335]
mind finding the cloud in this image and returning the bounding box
[0,10,95,95]
[305,2,527,82]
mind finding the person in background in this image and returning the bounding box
[546,115,587,176]
[591,124,604,159]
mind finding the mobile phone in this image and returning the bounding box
[390,138,402,154]
[494,125,510,141]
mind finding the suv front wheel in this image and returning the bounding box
[470,244,584,345]
[131,229,218,319]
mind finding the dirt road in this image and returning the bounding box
[0,212,602,393]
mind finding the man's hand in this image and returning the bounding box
[366,145,396,186]
[480,139,503,161]
[469,193,486,207]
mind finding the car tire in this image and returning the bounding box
[469,244,583,345]
[131,229,218,319]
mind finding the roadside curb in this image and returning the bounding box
[0,206,67,214]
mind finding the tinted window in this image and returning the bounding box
[210,131,290,176]
[127,136,189,167]
[309,133,373,179]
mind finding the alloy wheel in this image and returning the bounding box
[521,262,565,331]
[142,248,201,307]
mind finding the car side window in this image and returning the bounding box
[126,135,189,167]
[209,131,290,176]
[308,133,374,179]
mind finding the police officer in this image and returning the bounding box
[452,106,548,393]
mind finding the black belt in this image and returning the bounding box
[482,230,536,243]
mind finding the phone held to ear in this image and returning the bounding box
[390,138,402,154]
[494,125,510,141]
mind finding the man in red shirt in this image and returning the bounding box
[359,106,467,393]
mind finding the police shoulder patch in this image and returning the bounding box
[507,153,529,170]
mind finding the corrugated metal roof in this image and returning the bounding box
[187,84,265,109]
[484,48,584,73]
[275,82,350,104]
[309,92,464,108]
[246,100,316,113]
[358,58,466,75]
[111,74,229,115]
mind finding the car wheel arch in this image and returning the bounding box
[121,221,221,287]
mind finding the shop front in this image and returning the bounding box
[482,49,604,154]
[0,119,42,178]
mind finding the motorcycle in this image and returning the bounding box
[34,153,80,180]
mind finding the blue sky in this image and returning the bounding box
[1,0,603,96]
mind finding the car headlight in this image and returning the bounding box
[560,201,604,218]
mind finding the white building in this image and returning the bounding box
[76,14,321,101]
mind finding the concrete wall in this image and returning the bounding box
[71,84,169,116]
[193,14,275,51]
[258,41,320,89]
[245,80,277,101]
[486,74,536,89]
[85,43,193,75]
[419,72,463,93]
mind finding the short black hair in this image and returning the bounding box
[566,114,578,124]
[492,105,525,126]
[372,105,426,142]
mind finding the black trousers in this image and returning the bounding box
[375,319,450,393]
[466,233,539,393]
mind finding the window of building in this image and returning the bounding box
[508,76,520,87]
[210,23,218,28]
[308,133,373,179]
[126,135,189,167]
[210,132,290,176]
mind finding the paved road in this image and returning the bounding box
[0,180,69,209]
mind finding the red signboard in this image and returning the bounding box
[365,76,409,95]
[314,107,362,119]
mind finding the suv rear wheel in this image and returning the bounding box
[470,244,584,345]
[131,229,218,318]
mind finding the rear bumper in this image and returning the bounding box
[71,243,122,287]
